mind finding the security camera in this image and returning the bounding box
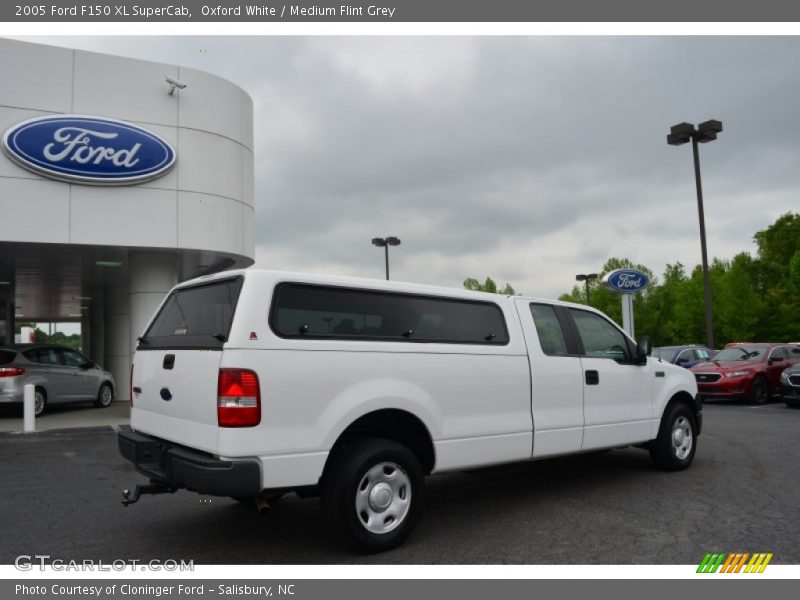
[165,76,187,96]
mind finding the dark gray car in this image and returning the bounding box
[0,345,115,416]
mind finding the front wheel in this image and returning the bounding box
[321,438,424,553]
[749,377,769,405]
[650,404,697,471]
[94,383,114,408]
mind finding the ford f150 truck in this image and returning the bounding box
[118,269,701,552]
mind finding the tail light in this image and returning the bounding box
[217,369,260,427]
[0,367,25,378]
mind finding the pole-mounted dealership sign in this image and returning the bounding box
[603,268,650,338]
[604,269,650,294]
[2,115,176,185]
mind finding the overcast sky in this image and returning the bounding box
[17,35,800,298]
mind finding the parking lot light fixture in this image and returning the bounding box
[667,119,723,349]
[575,273,598,304]
[371,236,401,280]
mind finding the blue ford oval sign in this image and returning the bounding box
[2,115,175,185]
[603,269,650,293]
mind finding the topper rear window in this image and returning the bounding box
[139,278,243,350]
[269,283,509,345]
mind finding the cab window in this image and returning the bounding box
[529,303,569,356]
[569,309,631,362]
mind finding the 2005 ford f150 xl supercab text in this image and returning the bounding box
[118,269,701,552]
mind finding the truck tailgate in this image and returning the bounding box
[131,349,222,454]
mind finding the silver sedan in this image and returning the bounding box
[0,345,116,416]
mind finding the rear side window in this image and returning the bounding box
[23,348,61,365]
[529,303,569,356]
[140,278,243,350]
[270,283,509,345]
[0,350,17,365]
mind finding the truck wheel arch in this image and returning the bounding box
[661,391,702,436]
[323,409,436,476]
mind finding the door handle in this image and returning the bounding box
[585,370,599,385]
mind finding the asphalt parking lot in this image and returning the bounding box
[0,401,798,565]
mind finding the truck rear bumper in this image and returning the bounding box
[118,430,261,498]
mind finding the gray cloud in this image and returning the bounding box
[17,35,800,296]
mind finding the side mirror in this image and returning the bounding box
[676,356,689,364]
[636,336,652,361]
[79,361,94,370]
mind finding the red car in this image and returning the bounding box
[690,343,800,404]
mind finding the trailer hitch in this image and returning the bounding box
[121,481,177,506]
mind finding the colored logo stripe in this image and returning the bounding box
[744,553,773,573]
[697,552,772,573]
[697,553,726,573]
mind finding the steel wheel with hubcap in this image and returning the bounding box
[322,438,424,552]
[650,403,697,471]
[671,416,693,461]
[355,461,411,535]
[95,383,114,408]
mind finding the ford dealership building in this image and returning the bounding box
[0,38,255,400]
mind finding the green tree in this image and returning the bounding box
[714,253,763,343]
[555,211,800,346]
[752,212,800,341]
[464,276,516,295]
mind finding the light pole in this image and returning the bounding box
[667,119,723,349]
[575,273,598,305]
[371,236,401,280]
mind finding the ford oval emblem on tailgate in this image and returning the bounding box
[160,388,173,401]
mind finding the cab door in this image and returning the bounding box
[58,348,97,399]
[566,307,655,450]
[515,299,584,458]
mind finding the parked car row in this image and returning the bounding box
[652,345,716,369]
[0,345,115,416]
[654,341,800,406]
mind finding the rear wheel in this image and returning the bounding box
[321,438,424,553]
[94,383,114,408]
[749,377,769,405]
[650,403,697,471]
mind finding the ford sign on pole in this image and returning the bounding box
[604,269,650,294]
[2,115,176,185]
[603,268,650,338]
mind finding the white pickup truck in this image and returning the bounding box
[118,269,701,552]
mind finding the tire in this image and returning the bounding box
[749,377,769,405]
[94,383,114,408]
[34,388,47,417]
[321,438,424,553]
[649,403,697,471]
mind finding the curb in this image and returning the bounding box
[0,424,130,438]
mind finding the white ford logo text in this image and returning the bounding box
[43,127,141,167]
[616,273,644,289]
